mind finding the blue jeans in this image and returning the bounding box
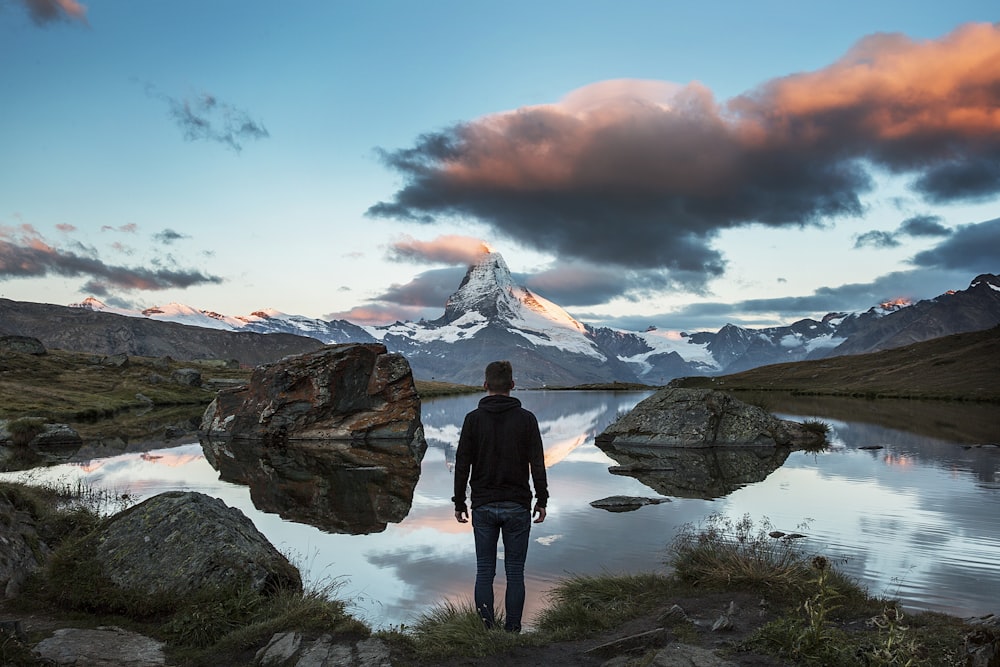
[472,501,531,632]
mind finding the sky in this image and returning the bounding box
[1,1,999,333]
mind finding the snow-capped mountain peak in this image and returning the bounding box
[441,252,586,331]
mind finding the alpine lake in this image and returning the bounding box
[3,390,999,631]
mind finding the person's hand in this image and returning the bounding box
[455,509,468,523]
[533,505,546,523]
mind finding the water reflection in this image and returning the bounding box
[200,437,425,534]
[2,391,998,629]
[597,442,793,499]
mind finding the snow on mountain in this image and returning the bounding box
[63,266,1000,387]
[67,298,372,344]
[377,252,606,360]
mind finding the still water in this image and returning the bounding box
[5,391,999,629]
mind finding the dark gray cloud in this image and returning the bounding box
[369,24,1000,284]
[584,266,979,332]
[854,214,953,250]
[154,228,189,245]
[0,228,222,292]
[374,267,465,307]
[898,215,951,238]
[145,85,269,153]
[910,217,1000,271]
[17,0,86,25]
[854,230,900,249]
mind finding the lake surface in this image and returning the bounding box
[4,391,999,630]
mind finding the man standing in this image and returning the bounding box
[453,360,548,633]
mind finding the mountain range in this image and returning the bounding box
[2,252,998,387]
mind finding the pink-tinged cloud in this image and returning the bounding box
[0,226,221,291]
[388,234,492,265]
[325,303,434,326]
[369,23,1000,282]
[19,0,87,25]
[101,223,138,233]
[55,223,77,233]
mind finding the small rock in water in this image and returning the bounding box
[590,495,670,512]
[858,445,884,450]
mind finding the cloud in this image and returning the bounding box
[588,266,978,332]
[387,235,492,265]
[325,267,464,325]
[55,223,77,233]
[325,303,436,326]
[516,262,678,307]
[854,214,954,249]
[145,85,269,153]
[910,217,1000,271]
[369,23,1000,285]
[854,230,900,249]
[17,0,86,25]
[0,225,222,292]
[101,223,137,233]
[374,267,465,307]
[154,228,189,245]
[898,215,951,238]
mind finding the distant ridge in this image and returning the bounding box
[672,325,1000,403]
[0,298,325,366]
[2,263,998,387]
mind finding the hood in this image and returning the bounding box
[478,394,522,413]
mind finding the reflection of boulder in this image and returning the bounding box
[201,343,422,442]
[599,443,793,499]
[199,343,427,534]
[595,388,821,499]
[202,436,425,534]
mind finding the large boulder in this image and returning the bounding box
[75,491,301,599]
[595,388,825,499]
[597,387,824,449]
[200,343,421,442]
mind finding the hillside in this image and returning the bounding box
[671,324,1000,402]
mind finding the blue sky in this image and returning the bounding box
[1,1,998,332]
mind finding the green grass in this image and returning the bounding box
[0,347,250,441]
[536,572,674,640]
[413,379,482,398]
[392,599,541,660]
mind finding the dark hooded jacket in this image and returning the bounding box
[452,394,548,512]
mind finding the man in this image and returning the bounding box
[452,360,548,633]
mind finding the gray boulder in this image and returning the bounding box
[79,491,300,598]
[171,367,202,387]
[33,626,166,667]
[598,387,824,449]
[0,491,51,598]
[0,335,46,355]
[595,388,825,499]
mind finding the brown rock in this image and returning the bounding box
[200,343,422,442]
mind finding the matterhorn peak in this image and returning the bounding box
[436,251,591,341]
[440,252,519,323]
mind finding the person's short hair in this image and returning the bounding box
[484,360,514,393]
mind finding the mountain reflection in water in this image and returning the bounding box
[2,390,998,629]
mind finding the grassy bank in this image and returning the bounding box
[387,514,978,666]
[0,348,249,441]
[2,485,986,666]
